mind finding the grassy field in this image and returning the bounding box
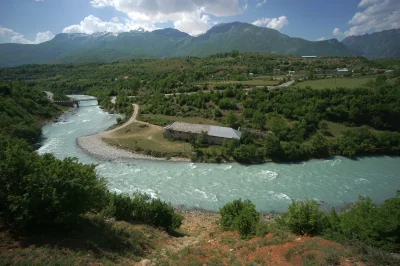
[103,122,192,156]
[295,77,375,89]
[327,121,386,139]
[197,79,280,87]
[139,114,221,126]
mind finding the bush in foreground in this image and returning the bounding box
[0,136,108,229]
[106,192,183,232]
[220,199,259,239]
[279,200,327,236]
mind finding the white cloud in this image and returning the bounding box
[62,15,155,34]
[317,37,326,41]
[0,27,54,44]
[332,28,342,36]
[256,0,267,8]
[252,16,289,30]
[89,0,243,35]
[34,31,55,43]
[343,0,400,36]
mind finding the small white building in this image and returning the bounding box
[287,71,296,76]
[337,68,349,72]
[302,56,317,59]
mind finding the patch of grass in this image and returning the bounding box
[0,214,151,265]
[302,253,323,266]
[140,114,221,126]
[219,234,238,246]
[322,248,341,265]
[200,79,280,86]
[327,122,387,139]
[347,241,400,266]
[295,77,375,89]
[103,122,192,156]
[285,244,307,261]
[207,257,224,266]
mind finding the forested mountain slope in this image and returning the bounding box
[0,22,352,67]
[342,29,400,60]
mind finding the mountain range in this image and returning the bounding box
[0,22,399,67]
[341,28,400,60]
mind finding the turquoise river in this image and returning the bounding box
[38,96,400,212]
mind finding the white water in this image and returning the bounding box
[38,96,400,212]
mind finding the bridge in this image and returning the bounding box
[45,92,99,108]
[54,99,81,108]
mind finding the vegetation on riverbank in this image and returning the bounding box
[0,82,183,264]
[110,73,400,163]
[1,53,400,264]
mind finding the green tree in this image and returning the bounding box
[263,134,282,159]
[220,199,259,239]
[310,133,330,158]
[224,111,239,129]
[1,142,108,228]
[252,110,266,130]
[281,200,327,236]
[267,114,288,140]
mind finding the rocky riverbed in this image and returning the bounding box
[77,134,189,162]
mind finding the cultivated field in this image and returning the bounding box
[195,79,280,87]
[140,114,221,126]
[295,77,375,89]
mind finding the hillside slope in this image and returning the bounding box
[342,29,400,59]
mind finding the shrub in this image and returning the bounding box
[256,222,270,237]
[335,195,400,252]
[108,193,134,221]
[234,208,258,239]
[281,200,327,236]
[220,199,259,239]
[107,192,183,232]
[1,140,108,229]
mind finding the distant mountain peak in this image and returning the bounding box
[135,27,146,32]
[152,28,189,38]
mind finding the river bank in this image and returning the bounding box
[77,134,189,162]
[76,102,190,162]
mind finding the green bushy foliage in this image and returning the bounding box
[220,199,259,239]
[106,192,183,232]
[328,194,400,252]
[0,136,108,228]
[280,200,327,236]
[255,222,270,237]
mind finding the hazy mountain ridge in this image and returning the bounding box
[342,29,400,59]
[0,22,397,67]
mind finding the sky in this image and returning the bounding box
[0,0,399,44]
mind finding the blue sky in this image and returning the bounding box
[0,0,399,44]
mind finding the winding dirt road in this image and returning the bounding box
[99,103,140,137]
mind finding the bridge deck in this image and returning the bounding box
[76,98,97,102]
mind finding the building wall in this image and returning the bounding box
[163,129,227,145]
